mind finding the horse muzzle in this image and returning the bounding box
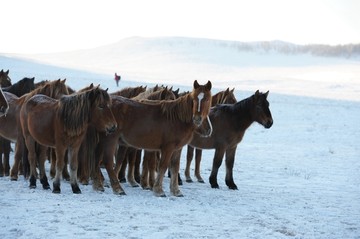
[264,119,273,129]
[106,124,117,135]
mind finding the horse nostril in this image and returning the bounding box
[107,124,117,133]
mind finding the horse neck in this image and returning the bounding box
[232,96,256,130]
[162,93,193,123]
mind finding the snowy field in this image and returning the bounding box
[0,38,359,238]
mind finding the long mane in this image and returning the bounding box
[59,88,110,137]
[160,92,194,123]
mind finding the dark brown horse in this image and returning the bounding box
[184,87,237,183]
[0,70,12,87]
[94,80,212,197]
[20,86,117,193]
[187,90,273,189]
[0,79,70,180]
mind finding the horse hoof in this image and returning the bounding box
[211,184,220,189]
[186,178,193,183]
[198,179,205,183]
[113,190,126,196]
[10,176,18,181]
[53,183,61,193]
[43,185,51,190]
[71,184,81,194]
[29,185,36,189]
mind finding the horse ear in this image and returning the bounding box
[5,70,9,75]
[0,70,3,73]
[231,88,235,93]
[194,80,200,89]
[205,81,212,91]
[265,90,269,98]
[105,88,109,92]
[225,88,229,93]
[61,78,66,84]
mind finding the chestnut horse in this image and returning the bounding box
[116,86,177,187]
[184,87,237,183]
[0,79,69,180]
[94,80,212,197]
[187,90,273,189]
[20,86,117,193]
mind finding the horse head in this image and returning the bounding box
[89,87,117,135]
[253,90,273,129]
[191,80,212,127]
[0,69,12,87]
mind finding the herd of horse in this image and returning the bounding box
[0,69,273,197]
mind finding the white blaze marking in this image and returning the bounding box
[197,93,204,112]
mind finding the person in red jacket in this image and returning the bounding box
[114,73,121,87]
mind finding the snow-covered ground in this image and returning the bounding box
[0,38,359,238]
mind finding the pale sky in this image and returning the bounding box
[1,0,359,54]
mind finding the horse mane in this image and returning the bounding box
[214,93,254,115]
[160,92,193,123]
[111,86,146,98]
[59,88,109,137]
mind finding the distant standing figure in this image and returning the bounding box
[115,73,121,87]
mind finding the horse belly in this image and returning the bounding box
[27,112,56,147]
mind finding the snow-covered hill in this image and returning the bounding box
[6,37,360,101]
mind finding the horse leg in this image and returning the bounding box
[103,143,126,195]
[225,147,238,190]
[53,148,66,194]
[209,147,226,189]
[114,145,127,182]
[10,140,24,181]
[3,140,11,176]
[134,150,141,184]
[50,148,56,178]
[92,144,105,192]
[153,149,173,197]
[127,148,139,187]
[23,136,38,189]
[0,140,4,177]
[68,147,81,194]
[194,148,205,183]
[148,152,158,189]
[38,145,50,190]
[184,145,194,182]
[170,149,183,197]
[22,143,30,179]
[140,151,150,190]
[62,150,70,181]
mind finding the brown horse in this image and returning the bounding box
[0,77,36,176]
[184,87,237,183]
[20,86,117,193]
[187,90,273,189]
[94,80,212,197]
[0,79,69,180]
[76,85,146,186]
[0,70,12,87]
[116,86,177,187]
